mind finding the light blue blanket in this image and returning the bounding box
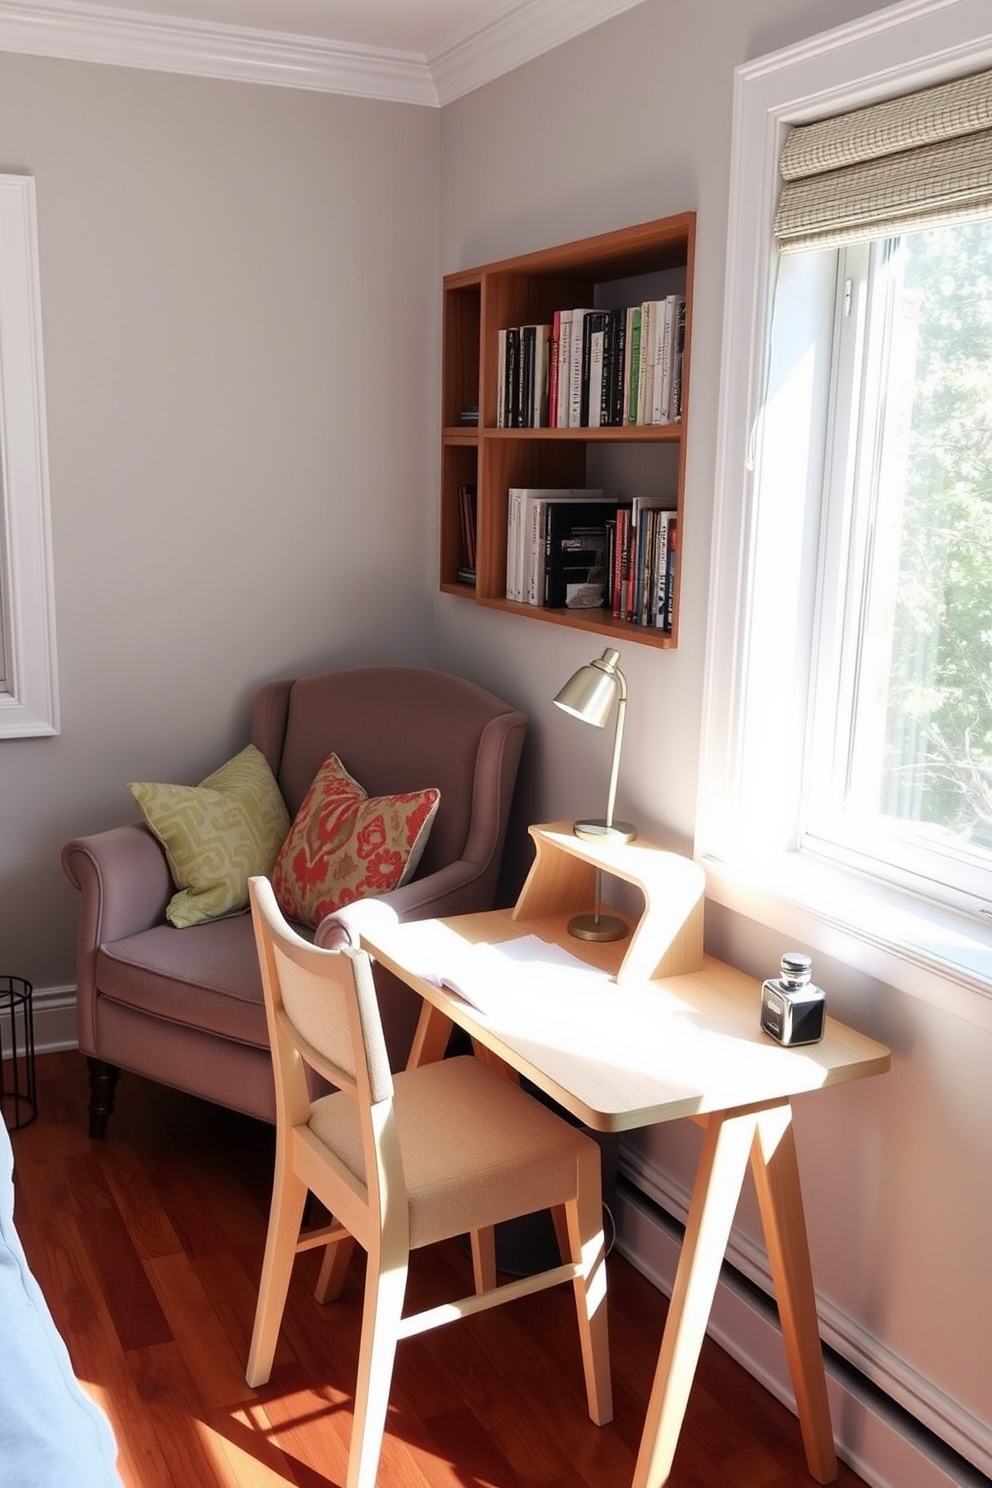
[0,1121,124,1488]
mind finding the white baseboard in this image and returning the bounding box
[0,983,78,1060]
[615,1181,988,1488]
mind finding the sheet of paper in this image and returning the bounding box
[380,922,610,1014]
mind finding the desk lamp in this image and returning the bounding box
[553,647,636,942]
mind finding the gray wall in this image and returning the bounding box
[434,0,989,1472]
[0,52,439,986]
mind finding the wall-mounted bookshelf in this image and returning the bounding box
[440,213,695,649]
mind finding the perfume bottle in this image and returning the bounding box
[760,951,825,1046]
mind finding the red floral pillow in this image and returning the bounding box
[271,754,440,929]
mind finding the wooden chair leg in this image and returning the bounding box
[566,1144,613,1427]
[347,1247,409,1488]
[315,1233,357,1303]
[246,1154,309,1388]
[469,1226,497,1293]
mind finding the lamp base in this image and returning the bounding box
[568,910,628,943]
[572,818,637,843]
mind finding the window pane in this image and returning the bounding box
[812,219,992,899]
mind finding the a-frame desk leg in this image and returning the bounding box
[630,1101,838,1488]
[751,1102,838,1483]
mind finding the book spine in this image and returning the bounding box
[505,327,520,430]
[506,488,520,600]
[664,517,678,631]
[636,302,654,425]
[671,299,686,421]
[568,311,590,428]
[588,327,605,429]
[608,308,626,427]
[626,307,641,424]
[556,311,572,428]
[548,312,561,428]
[497,328,507,428]
[579,312,602,427]
[534,324,551,427]
[520,324,536,429]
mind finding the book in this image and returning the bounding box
[555,310,573,428]
[543,500,619,609]
[625,495,673,621]
[504,327,520,429]
[625,306,642,424]
[505,488,604,605]
[548,311,561,428]
[532,323,551,426]
[568,310,593,427]
[607,307,627,426]
[579,310,606,427]
[651,510,677,626]
[587,324,605,429]
[636,301,655,425]
[496,328,507,428]
[527,489,606,605]
[664,516,678,630]
[520,323,537,428]
[653,295,685,424]
[671,299,686,421]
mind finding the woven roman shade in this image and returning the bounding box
[774,68,992,251]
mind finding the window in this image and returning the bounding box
[0,173,59,737]
[804,222,992,915]
[697,0,992,1012]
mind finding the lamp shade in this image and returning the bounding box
[553,652,620,728]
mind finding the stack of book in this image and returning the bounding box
[495,295,685,430]
[505,488,677,628]
[608,499,677,629]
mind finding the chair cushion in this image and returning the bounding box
[307,1055,594,1249]
[272,753,440,929]
[96,916,271,1047]
[129,744,290,928]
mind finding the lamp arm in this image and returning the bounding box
[604,674,628,830]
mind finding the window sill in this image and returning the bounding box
[698,848,992,1034]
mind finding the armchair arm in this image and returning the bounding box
[313,855,495,951]
[61,825,174,1052]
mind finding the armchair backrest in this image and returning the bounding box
[251,666,527,885]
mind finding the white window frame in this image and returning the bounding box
[0,173,59,737]
[696,0,992,1031]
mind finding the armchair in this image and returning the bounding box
[62,666,527,1138]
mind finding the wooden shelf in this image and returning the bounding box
[440,214,695,649]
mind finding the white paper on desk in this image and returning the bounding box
[384,922,610,1014]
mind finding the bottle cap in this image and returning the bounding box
[780,951,812,987]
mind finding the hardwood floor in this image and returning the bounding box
[9,1051,871,1488]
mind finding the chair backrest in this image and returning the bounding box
[249,875,394,1125]
[251,666,527,884]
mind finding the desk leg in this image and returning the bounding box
[631,1107,757,1488]
[751,1103,838,1484]
[406,1002,453,1069]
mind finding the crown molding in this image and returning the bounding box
[0,0,648,105]
[0,0,440,103]
[429,0,648,105]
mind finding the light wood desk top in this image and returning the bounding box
[362,905,890,1135]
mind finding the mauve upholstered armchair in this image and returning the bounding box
[62,666,527,1138]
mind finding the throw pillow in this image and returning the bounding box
[129,743,291,928]
[272,753,440,929]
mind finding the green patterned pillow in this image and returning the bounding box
[129,744,291,928]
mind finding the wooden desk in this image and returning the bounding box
[359,824,891,1488]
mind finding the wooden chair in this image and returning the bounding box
[245,875,612,1488]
